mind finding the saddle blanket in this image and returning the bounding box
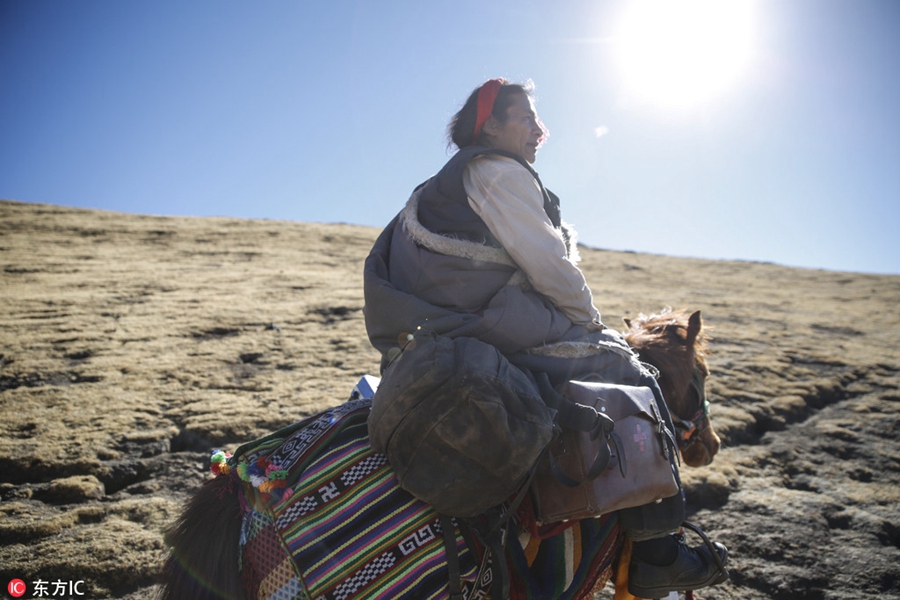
[232,400,489,600]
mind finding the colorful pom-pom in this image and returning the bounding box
[268,468,289,480]
[211,450,231,463]
[210,450,233,476]
[270,479,287,489]
[248,461,265,478]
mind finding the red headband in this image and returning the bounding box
[471,79,505,144]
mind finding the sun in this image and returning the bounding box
[613,0,756,110]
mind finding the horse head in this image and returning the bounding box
[623,308,721,467]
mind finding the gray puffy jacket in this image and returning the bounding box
[363,188,645,385]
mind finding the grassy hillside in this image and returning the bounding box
[2,199,898,599]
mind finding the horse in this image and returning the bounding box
[159,308,719,600]
[623,309,720,468]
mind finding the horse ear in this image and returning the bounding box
[686,310,702,347]
[623,317,632,330]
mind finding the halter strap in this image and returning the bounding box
[671,368,711,449]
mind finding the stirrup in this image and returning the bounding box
[681,521,729,581]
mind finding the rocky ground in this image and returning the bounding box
[1,199,898,599]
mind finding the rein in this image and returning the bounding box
[670,368,711,451]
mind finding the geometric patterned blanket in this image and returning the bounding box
[231,400,488,600]
[223,398,623,600]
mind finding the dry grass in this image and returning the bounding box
[1,199,899,598]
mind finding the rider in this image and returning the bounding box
[363,78,728,598]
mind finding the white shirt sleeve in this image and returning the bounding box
[463,155,602,327]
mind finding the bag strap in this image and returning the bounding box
[534,372,615,439]
[440,449,545,600]
[535,373,616,486]
[639,373,680,464]
[440,515,465,600]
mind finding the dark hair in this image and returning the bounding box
[447,80,535,150]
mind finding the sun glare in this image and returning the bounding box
[614,0,756,110]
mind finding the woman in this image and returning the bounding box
[363,78,728,598]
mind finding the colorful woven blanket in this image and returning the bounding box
[221,398,623,600]
[229,400,488,600]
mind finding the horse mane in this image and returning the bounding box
[622,308,709,414]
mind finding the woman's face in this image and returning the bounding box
[483,92,544,164]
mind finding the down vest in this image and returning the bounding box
[363,150,646,384]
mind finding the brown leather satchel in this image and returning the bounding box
[530,380,680,523]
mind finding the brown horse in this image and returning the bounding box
[624,308,720,467]
[160,308,718,600]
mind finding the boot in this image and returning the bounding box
[628,523,729,598]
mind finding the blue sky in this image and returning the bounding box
[2,0,898,275]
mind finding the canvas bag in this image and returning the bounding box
[368,332,556,518]
[530,380,680,523]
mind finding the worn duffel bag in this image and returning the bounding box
[368,331,556,519]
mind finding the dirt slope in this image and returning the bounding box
[1,199,898,599]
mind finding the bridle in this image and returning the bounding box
[669,367,712,452]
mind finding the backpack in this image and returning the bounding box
[368,332,556,518]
